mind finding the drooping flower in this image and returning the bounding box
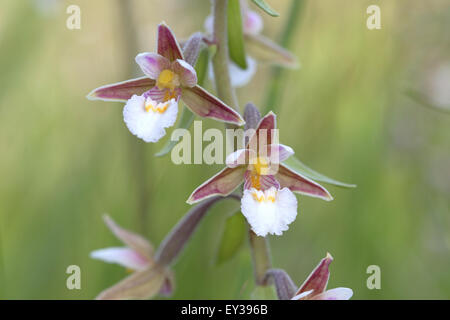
[291,253,353,300]
[187,111,332,237]
[205,0,297,87]
[266,253,353,300]
[90,215,173,299]
[88,23,244,143]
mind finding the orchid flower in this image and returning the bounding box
[205,0,297,87]
[291,253,353,300]
[187,111,332,237]
[87,23,244,143]
[90,215,173,299]
[267,253,353,300]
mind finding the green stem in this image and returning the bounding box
[249,230,272,285]
[212,0,272,287]
[117,0,151,234]
[264,0,305,113]
[212,0,239,112]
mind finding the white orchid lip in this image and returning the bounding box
[123,95,178,143]
[241,187,298,237]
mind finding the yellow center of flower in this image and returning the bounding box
[252,157,270,176]
[251,190,277,203]
[157,69,180,92]
[145,100,169,113]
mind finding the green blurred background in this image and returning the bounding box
[0,0,449,299]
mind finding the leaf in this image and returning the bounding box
[155,48,209,157]
[215,212,247,265]
[228,0,247,69]
[282,156,356,189]
[251,0,279,17]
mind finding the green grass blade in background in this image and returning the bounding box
[215,212,247,265]
[283,156,356,188]
[251,0,279,17]
[228,0,247,69]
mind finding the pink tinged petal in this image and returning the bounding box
[268,144,295,163]
[87,77,156,103]
[226,149,256,168]
[275,164,333,201]
[172,59,197,87]
[90,247,150,271]
[103,215,154,260]
[181,85,245,125]
[312,287,353,300]
[248,111,277,148]
[187,166,246,204]
[244,170,280,190]
[96,264,168,300]
[296,253,334,296]
[291,289,314,300]
[157,23,184,62]
[246,33,299,68]
[244,10,264,35]
[135,52,170,79]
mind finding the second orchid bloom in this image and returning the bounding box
[88,23,244,143]
[188,108,332,237]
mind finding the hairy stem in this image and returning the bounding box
[212,0,272,287]
[117,0,151,234]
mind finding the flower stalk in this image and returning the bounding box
[212,0,272,287]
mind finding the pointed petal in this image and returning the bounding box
[266,269,298,300]
[96,264,168,300]
[296,253,333,296]
[246,33,299,68]
[87,77,156,103]
[268,144,294,163]
[135,52,170,79]
[312,287,353,300]
[172,59,197,87]
[181,85,244,125]
[291,290,314,300]
[156,196,230,266]
[90,247,150,271]
[103,215,154,260]
[226,149,255,168]
[241,187,298,237]
[275,164,333,201]
[248,111,276,148]
[157,23,184,61]
[244,171,280,190]
[187,166,246,204]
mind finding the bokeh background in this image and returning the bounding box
[0,0,449,299]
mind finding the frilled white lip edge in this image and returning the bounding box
[123,95,178,143]
[209,56,257,88]
[241,187,298,237]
